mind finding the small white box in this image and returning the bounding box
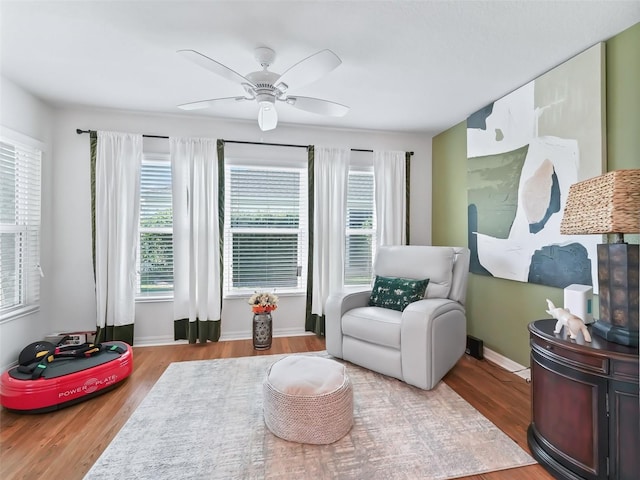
[564,284,594,324]
[44,331,96,345]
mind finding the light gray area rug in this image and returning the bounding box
[85,353,535,480]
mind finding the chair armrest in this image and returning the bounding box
[401,299,466,389]
[325,289,371,359]
[403,298,464,323]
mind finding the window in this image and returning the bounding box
[0,133,42,319]
[344,169,376,286]
[224,163,308,295]
[138,154,173,297]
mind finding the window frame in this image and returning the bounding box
[223,146,308,298]
[136,152,174,300]
[0,127,43,322]
[344,162,376,288]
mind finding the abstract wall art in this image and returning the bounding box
[467,43,606,292]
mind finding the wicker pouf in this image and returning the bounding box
[263,355,353,444]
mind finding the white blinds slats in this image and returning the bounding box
[345,171,375,286]
[225,166,307,292]
[138,156,173,297]
[0,139,41,317]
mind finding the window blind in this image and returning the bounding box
[345,171,376,286]
[0,138,41,318]
[138,155,173,297]
[224,165,307,293]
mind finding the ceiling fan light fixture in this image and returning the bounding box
[258,103,278,131]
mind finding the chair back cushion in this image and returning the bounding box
[373,246,469,303]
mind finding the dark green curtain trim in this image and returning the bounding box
[405,151,411,245]
[304,146,323,336]
[216,139,225,342]
[306,313,325,336]
[174,319,221,343]
[95,323,134,346]
[90,131,97,278]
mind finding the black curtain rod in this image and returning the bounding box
[76,129,168,140]
[225,139,309,149]
[75,129,414,155]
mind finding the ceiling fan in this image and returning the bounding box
[177,47,349,131]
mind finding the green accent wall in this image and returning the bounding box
[432,22,640,367]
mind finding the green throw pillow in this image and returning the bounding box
[369,276,430,312]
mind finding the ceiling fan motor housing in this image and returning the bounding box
[246,70,282,105]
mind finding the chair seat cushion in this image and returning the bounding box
[342,306,402,349]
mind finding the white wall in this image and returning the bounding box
[0,76,53,368]
[50,107,432,345]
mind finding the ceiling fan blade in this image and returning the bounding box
[285,96,349,117]
[275,49,342,90]
[177,49,256,88]
[177,97,247,111]
[257,104,278,131]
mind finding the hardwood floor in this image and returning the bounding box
[0,336,552,480]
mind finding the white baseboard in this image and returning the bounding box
[134,335,532,381]
[133,329,313,347]
[133,336,188,347]
[220,328,313,342]
[483,347,531,382]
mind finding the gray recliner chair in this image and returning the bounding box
[326,245,470,390]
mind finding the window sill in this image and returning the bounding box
[0,305,40,325]
[136,296,173,304]
[135,292,308,302]
[223,291,306,300]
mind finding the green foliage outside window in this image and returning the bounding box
[139,208,173,294]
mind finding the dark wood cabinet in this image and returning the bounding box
[528,319,639,480]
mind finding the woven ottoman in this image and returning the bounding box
[263,355,353,444]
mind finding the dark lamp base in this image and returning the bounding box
[591,319,638,347]
[595,243,639,347]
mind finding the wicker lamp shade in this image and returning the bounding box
[560,169,640,235]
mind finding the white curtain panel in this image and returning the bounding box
[312,147,350,316]
[170,137,221,323]
[95,131,143,330]
[374,150,406,247]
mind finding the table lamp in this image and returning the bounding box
[560,169,640,347]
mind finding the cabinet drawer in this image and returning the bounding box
[611,357,640,383]
[531,336,608,375]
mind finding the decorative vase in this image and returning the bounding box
[253,312,272,350]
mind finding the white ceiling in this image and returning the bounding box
[1,1,639,135]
